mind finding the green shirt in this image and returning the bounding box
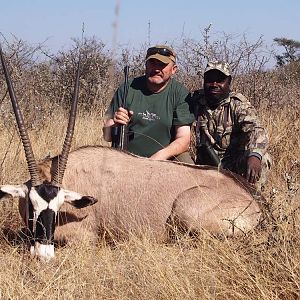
[108,76,194,157]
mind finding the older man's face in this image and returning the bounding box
[204,70,231,105]
[145,58,177,86]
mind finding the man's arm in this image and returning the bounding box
[234,95,268,183]
[102,118,114,142]
[150,125,191,160]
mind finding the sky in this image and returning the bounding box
[1,0,299,59]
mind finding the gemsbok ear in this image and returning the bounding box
[0,184,29,199]
[63,189,98,209]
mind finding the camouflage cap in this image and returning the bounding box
[146,45,176,64]
[204,61,231,76]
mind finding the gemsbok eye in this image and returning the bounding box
[0,45,262,262]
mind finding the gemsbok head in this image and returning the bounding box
[0,46,262,262]
[0,46,97,261]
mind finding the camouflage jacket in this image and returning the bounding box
[192,90,269,160]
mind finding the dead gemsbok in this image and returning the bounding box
[0,47,262,261]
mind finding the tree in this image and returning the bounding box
[274,37,300,66]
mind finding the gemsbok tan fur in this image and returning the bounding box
[0,46,262,261]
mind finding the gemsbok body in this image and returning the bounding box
[0,46,262,261]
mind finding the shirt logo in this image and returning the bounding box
[138,110,160,121]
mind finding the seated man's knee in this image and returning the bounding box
[174,151,195,164]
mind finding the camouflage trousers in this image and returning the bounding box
[221,152,272,191]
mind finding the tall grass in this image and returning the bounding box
[0,34,299,299]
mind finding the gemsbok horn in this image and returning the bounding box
[0,45,97,261]
[0,46,262,262]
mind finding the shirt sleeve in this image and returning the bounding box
[173,87,195,126]
[105,82,126,119]
[234,98,269,157]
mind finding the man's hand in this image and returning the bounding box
[103,107,133,142]
[246,156,262,184]
[114,107,133,126]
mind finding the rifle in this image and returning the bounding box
[197,143,221,167]
[195,102,221,167]
[112,65,130,150]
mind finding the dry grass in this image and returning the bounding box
[0,101,299,299]
[0,227,299,299]
[0,37,299,299]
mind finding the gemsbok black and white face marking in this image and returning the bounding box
[0,44,262,262]
[0,183,97,261]
[0,45,98,261]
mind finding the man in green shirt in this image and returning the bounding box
[103,45,195,162]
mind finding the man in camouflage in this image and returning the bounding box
[193,61,271,189]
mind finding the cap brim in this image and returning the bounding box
[204,66,231,76]
[146,53,175,64]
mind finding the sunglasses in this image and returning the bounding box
[146,47,174,58]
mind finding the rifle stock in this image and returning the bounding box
[196,144,221,167]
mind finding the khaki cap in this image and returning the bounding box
[146,45,176,64]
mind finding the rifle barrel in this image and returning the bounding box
[118,65,130,150]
